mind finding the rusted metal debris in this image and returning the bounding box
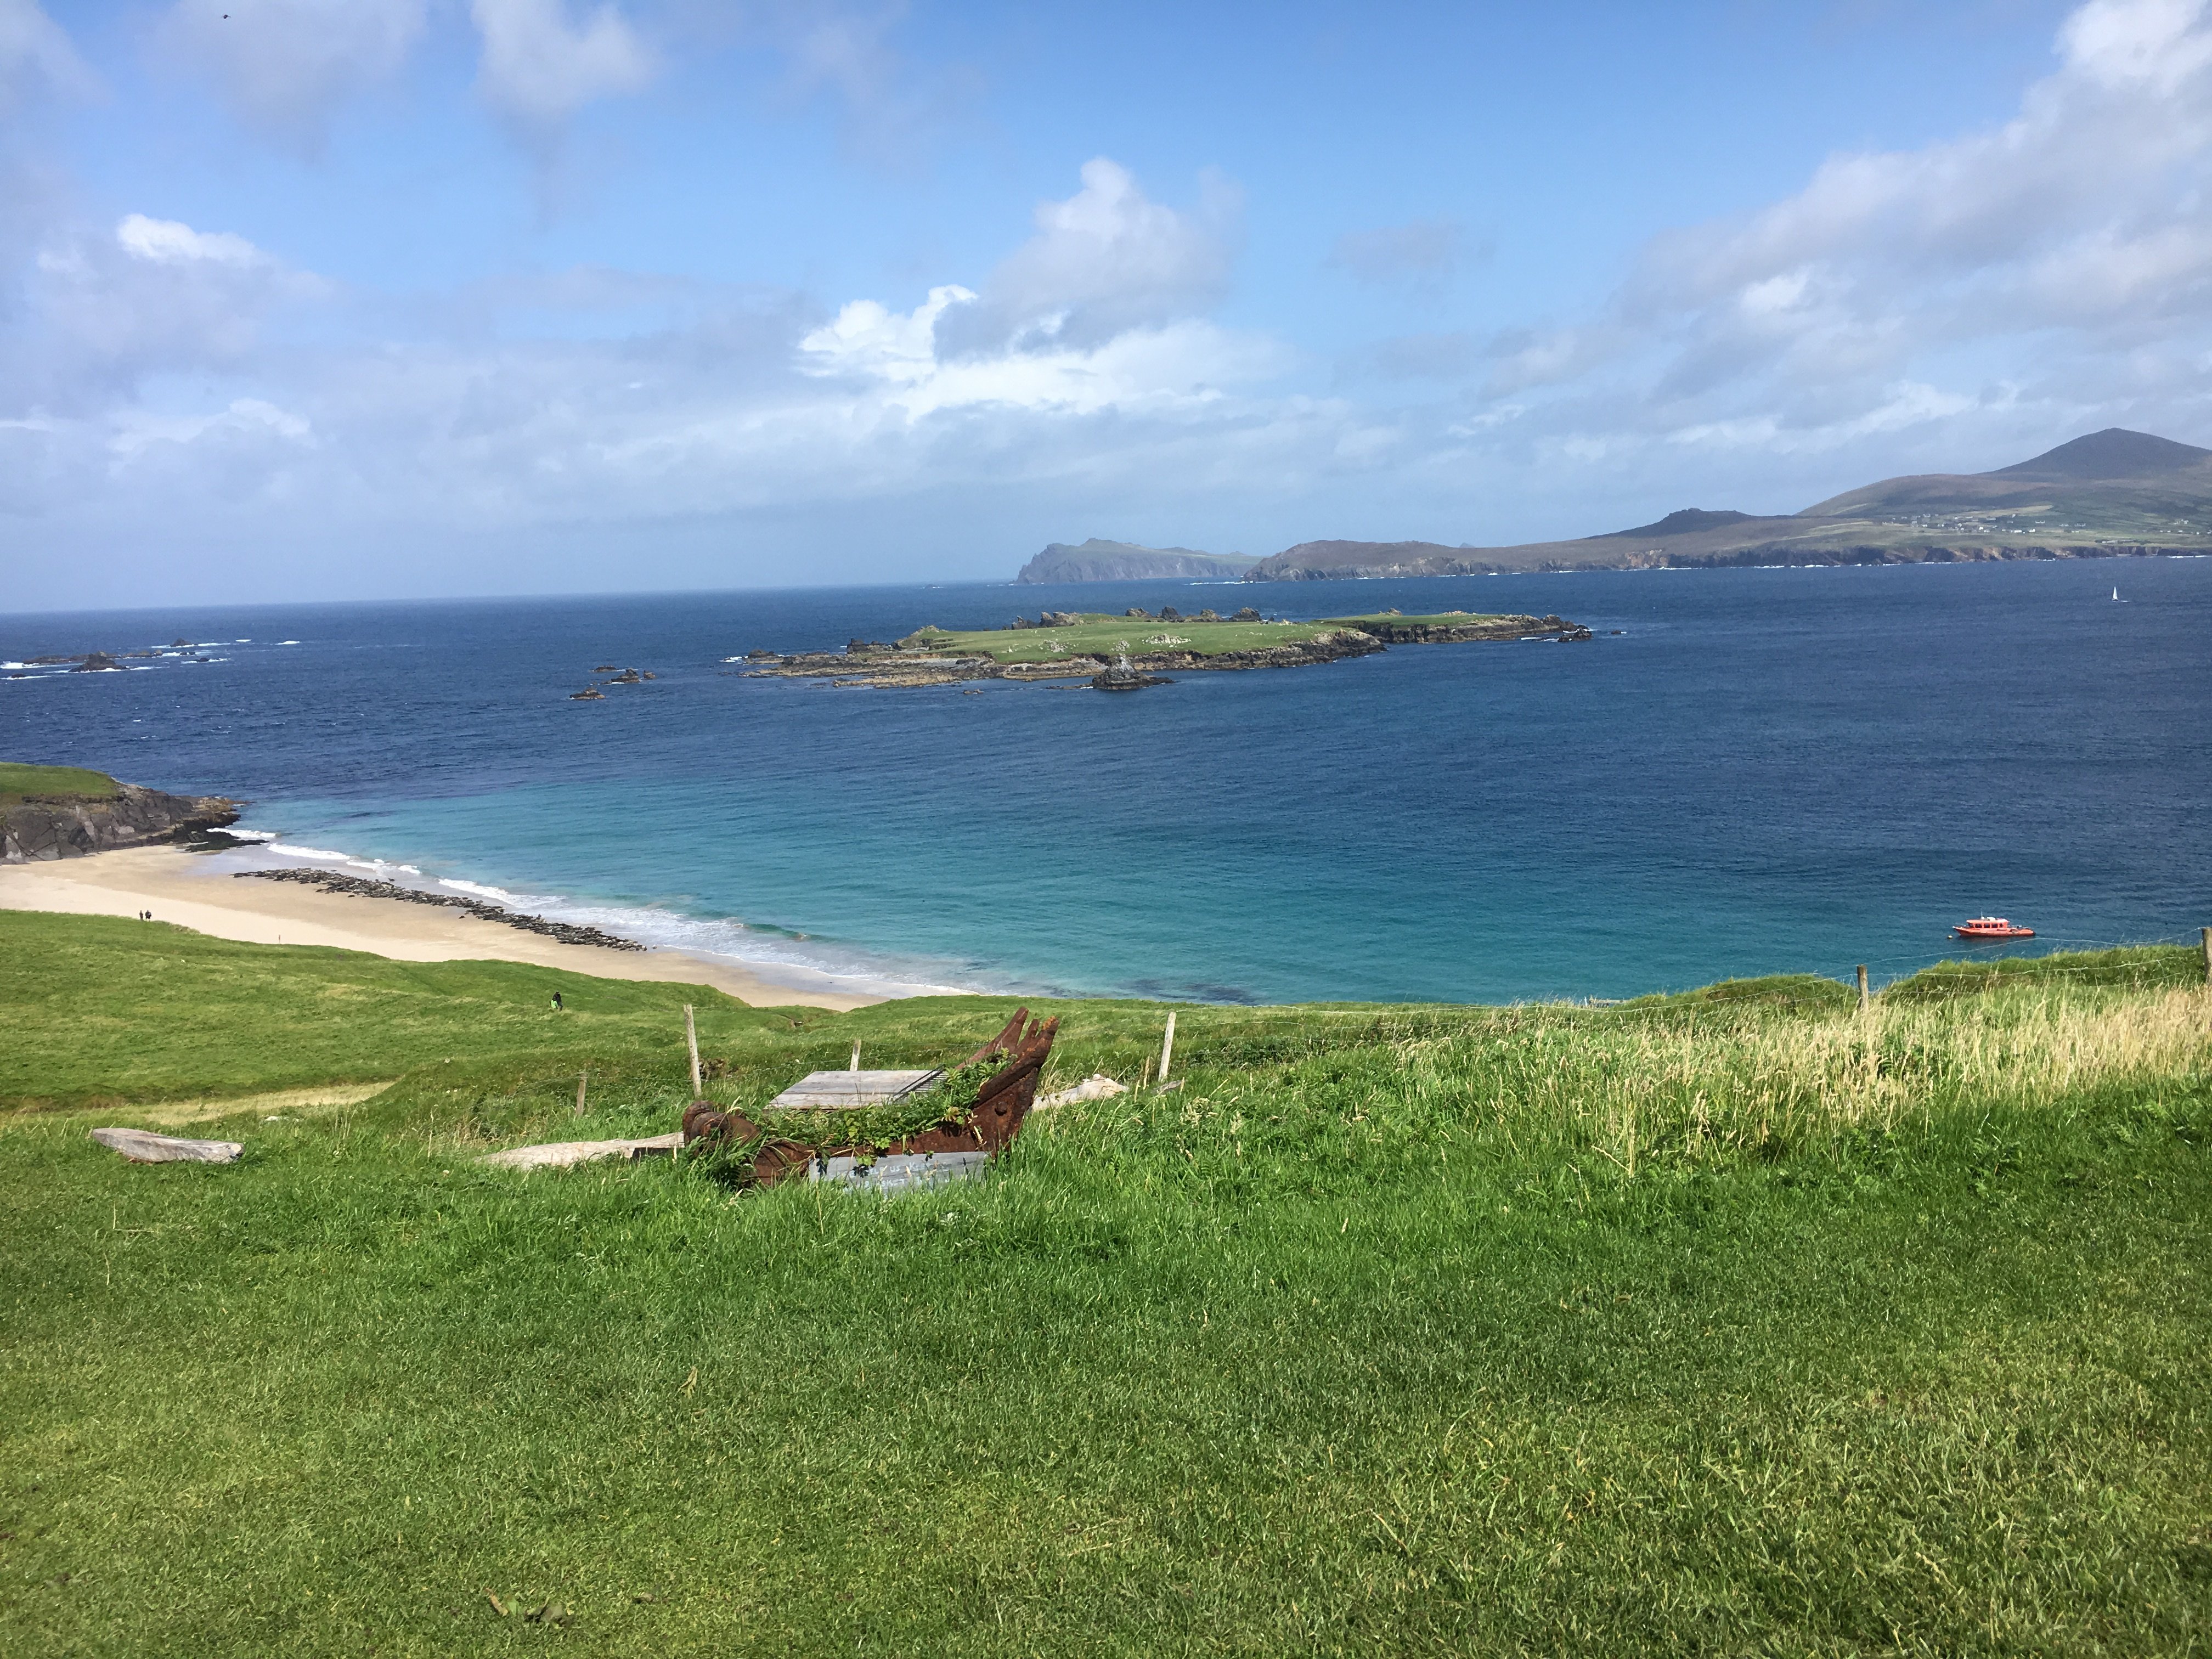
[680,1007,1060,1188]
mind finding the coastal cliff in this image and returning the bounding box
[0,765,240,862]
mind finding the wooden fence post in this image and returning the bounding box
[2202,927,2211,986]
[1159,1011,1177,1086]
[1857,964,1870,1012]
[575,1071,588,1116]
[850,1040,862,1073]
[684,1005,702,1098]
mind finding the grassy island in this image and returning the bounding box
[741,610,1590,686]
[3,912,2207,1653]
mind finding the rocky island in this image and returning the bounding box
[736,608,1593,689]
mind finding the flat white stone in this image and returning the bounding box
[91,1127,242,1164]
[476,1131,683,1172]
[1036,1073,1129,1109]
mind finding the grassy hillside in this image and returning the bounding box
[0,761,117,804]
[2,912,2208,1654]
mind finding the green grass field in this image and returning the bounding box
[2,911,2208,1654]
[0,763,117,805]
[896,613,1517,665]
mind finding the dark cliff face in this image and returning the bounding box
[1,783,242,862]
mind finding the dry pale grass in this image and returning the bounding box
[3,1080,395,1127]
[1368,984,2212,1175]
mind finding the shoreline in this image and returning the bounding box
[0,846,888,1012]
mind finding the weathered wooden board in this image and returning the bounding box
[477,1131,683,1172]
[91,1127,242,1165]
[768,1069,942,1109]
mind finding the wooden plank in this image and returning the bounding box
[90,1127,242,1164]
[769,1069,941,1109]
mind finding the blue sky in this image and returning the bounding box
[7,0,2208,609]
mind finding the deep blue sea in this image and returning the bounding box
[5,560,2208,1004]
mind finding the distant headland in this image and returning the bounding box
[1015,429,2212,584]
[1014,539,1259,583]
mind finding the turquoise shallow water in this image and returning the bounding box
[5,558,2209,1003]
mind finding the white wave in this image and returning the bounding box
[439,878,518,901]
[224,828,278,843]
[0,662,21,670]
[226,835,991,1000]
[279,640,302,646]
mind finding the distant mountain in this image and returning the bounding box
[1015,539,1258,583]
[1243,428,2212,580]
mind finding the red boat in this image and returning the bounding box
[1953,916,2034,940]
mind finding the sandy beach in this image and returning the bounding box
[0,847,883,1012]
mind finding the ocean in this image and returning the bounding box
[5,558,2208,1004]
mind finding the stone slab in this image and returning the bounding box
[477,1131,684,1172]
[91,1126,243,1164]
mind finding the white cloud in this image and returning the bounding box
[471,0,655,123]
[115,213,265,266]
[945,158,1242,352]
[1456,0,2212,470]
[799,285,977,385]
[157,0,426,145]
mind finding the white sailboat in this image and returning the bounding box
[2112,585,2121,601]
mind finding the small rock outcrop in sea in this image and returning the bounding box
[2,780,242,864]
[235,867,646,951]
[1230,607,1262,622]
[569,687,604,700]
[70,652,122,673]
[1093,654,1172,692]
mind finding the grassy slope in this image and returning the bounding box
[2,915,2208,1655]
[0,763,118,805]
[0,915,807,1109]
